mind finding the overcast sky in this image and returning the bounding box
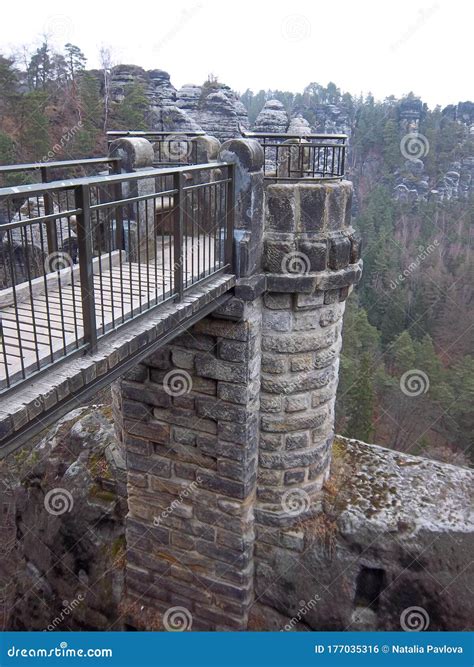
[1,0,472,108]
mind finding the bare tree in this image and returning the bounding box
[99,46,114,131]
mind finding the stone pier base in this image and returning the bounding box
[257,291,345,525]
[115,300,261,630]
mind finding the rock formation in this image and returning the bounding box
[109,65,201,133]
[253,436,474,631]
[0,404,126,630]
[109,67,249,140]
[287,115,312,136]
[176,83,249,141]
[253,99,288,134]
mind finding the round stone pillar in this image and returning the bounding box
[256,181,362,526]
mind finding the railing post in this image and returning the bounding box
[74,183,97,352]
[173,171,184,301]
[40,166,58,256]
[224,162,235,269]
[109,159,124,251]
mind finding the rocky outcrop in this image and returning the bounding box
[254,436,474,631]
[392,96,474,203]
[1,405,472,632]
[311,104,351,136]
[442,101,474,127]
[110,65,201,133]
[253,99,288,133]
[176,83,249,141]
[398,97,424,134]
[0,404,126,630]
[393,152,474,203]
[109,67,249,139]
[287,115,312,136]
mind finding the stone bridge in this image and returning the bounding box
[1,134,471,632]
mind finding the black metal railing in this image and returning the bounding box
[0,162,234,392]
[0,157,121,187]
[242,132,347,181]
[107,131,205,168]
[0,158,122,254]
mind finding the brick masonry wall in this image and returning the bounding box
[256,291,345,526]
[116,299,262,630]
[115,167,363,630]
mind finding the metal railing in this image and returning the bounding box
[242,131,347,181]
[107,131,206,168]
[0,158,122,254]
[0,157,121,186]
[0,162,234,392]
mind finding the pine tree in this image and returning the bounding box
[64,43,87,82]
[387,330,415,374]
[344,353,375,442]
[113,82,148,130]
[70,72,103,156]
[18,91,51,160]
[27,42,52,90]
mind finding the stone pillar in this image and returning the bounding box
[117,139,264,631]
[256,182,362,526]
[108,137,155,261]
[115,143,362,630]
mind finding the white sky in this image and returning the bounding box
[1,0,472,108]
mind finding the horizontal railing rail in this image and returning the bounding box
[241,131,347,181]
[0,157,121,176]
[0,158,122,253]
[107,131,206,168]
[0,162,234,393]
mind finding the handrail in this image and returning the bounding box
[0,161,235,393]
[241,131,347,181]
[0,157,120,174]
[107,130,205,138]
[242,130,347,141]
[0,163,230,199]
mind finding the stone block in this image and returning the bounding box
[263,292,293,310]
[326,181,351,231]
[171,349,195,370]
[285,431,310,450]
[328,235,352,270]
[297,240,327,272]
[265,189,296,233]
[263,238,296,274]
[299,184,327,232]
[195,356,247,383]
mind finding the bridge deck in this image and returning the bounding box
[0,235,218,389]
